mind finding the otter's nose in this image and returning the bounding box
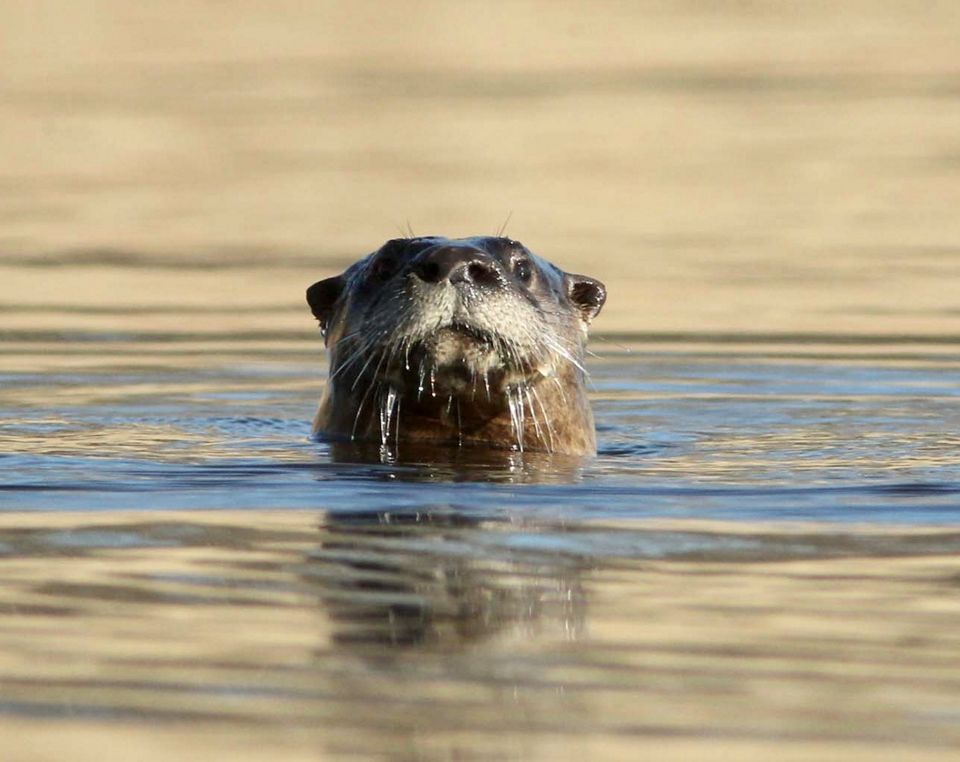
[413,246,502,287]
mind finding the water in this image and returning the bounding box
[6,332,960,521]
[4,1,960,759]
[2,325,960,760]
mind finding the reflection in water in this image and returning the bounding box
[1,512,960,760]
[302,507,591,760]
[307,507,585,649]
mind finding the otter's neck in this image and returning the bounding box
[313,362,595,455]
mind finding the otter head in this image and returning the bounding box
[306,236,605,454]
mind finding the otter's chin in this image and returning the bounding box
[394,325,509,396]
[427,326,497,366]
[417,335,495,392]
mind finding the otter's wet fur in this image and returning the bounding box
[306,236,606,455]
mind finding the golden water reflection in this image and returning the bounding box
[0,511,958,760]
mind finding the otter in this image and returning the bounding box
[306,236,606,455]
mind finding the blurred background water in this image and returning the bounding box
[2,2,960,760]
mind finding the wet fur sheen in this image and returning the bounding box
[306,236,606,455]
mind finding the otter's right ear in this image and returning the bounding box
[306,275,345,331]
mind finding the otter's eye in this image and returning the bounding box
[370,256,397,281]
[514,258,532,283]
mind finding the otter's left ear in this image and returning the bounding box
[564,274,606,322]
[306,275,345,331]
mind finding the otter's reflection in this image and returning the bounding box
[305,505,587,649]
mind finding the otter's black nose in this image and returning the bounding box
[413,246,502,287]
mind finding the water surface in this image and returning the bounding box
[3,325,960,761]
